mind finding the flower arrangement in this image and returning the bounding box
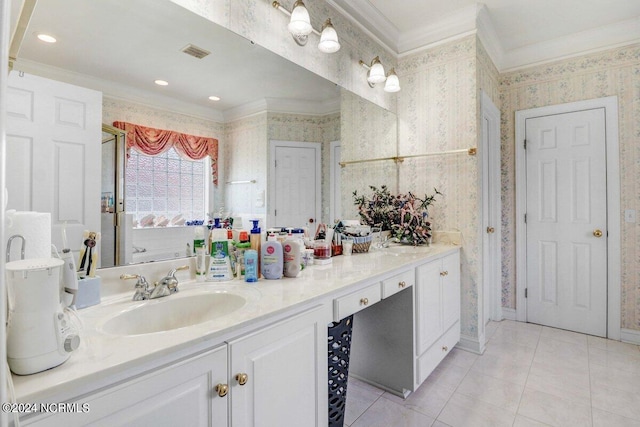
[353,185,441,245]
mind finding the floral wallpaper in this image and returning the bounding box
[499,43,640,331]
[170,0,397,112]
[340,89,398,221]
[397,35,481,339]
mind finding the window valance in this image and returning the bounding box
[113,121,219,185]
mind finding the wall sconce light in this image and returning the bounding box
[272,1,341,53]
[359,57,401,92]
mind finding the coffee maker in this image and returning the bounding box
[6,256,80,375]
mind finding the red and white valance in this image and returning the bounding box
[113,121,219,185]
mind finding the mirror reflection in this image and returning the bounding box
[8,0,396,266]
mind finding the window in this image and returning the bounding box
[125,147,207,224]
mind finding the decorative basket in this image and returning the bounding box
[351,234,372,253]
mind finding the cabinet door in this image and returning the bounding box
[23,346,228,427]
[229,306,328,427]
[416,260,443,355]
[442,252,461,331]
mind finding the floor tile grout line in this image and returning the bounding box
[512,324,539,425]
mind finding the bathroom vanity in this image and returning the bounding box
[11,244,460,426]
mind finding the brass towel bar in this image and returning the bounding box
[339,147,476,168]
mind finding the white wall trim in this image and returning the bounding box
[480,90,502,326]
[502,308,516,321]
[515,96,621,340]
[620,329,640,346]
[329,141,341,225]
[456,333,486,355]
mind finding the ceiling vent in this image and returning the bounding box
[181,44,211,59]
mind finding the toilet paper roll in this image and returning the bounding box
[5,211,52,260]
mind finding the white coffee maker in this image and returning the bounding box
[6,254,80,375]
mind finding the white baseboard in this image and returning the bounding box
[456,333,486,355]
[620,328,640,345]
[502,307,516,321]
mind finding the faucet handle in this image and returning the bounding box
[120,274,140,281]
[121,274,150,288]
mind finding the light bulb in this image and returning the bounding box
[384,69,401,93]
[367,57,386,84]
[288,0,313,37]
[318,19,340,53]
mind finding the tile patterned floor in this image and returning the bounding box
[344,320,640,427]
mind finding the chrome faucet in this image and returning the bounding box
[121,274,152,301]
[121,265,190,301]
[149,265,190,299]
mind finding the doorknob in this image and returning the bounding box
[308,218,314,223]
[593,229,603,238]
[486,226,495,234]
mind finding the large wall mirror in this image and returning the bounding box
[8,0,397,267]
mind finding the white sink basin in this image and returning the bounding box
[100,287,259,336]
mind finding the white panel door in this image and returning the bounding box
[272,142,320,228]
[6,72,101,255]
[525,108,607,336]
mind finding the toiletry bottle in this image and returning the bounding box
[195,246,207,281]
[261,234,283,279]
[207,228,233,281]
[283,232,302,278]
[235,231,251,278]
[244,249,258,283]
[250,219,262,278]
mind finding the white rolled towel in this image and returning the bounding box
[5,210,52,260]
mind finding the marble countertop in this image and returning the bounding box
[12,243,459,402]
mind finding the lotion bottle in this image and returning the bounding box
[261,234,283,280]
[283,232,302,278]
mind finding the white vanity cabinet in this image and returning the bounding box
[23,345,229,427]
[349,248,460,396]
[228,305,329,427]
[21,305,329,427]
[415,251,461,386]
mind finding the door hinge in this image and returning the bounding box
[524,139,527,150]
[274,209,277,216]
[525,288,528,298]
[524,213,527,223]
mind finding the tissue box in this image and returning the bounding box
[76,276,101,309]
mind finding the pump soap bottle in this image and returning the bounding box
[250,219,262,278]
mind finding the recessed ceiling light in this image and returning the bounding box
[208,96,221,101]
[154,80,169,86]
[36,33,57,43]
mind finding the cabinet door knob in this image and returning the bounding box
[215,383,229,397]
[442,346,448,352]
[360,297,369,306]
[486,226,495,234]
[236,373,249,386]
[398,281,406,288]
[440,271,446,276]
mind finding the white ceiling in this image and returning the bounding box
[14,0,340,121]
[329,0,640,70]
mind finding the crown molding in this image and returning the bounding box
[397,4,479,54]
[326,0,398,57]
[476,4,504,71]
[222,97,340,122]
[500,16,640,72]
[12,59,225,122]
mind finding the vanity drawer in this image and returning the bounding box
[333,283,381,321]
[416,321,460,385]
[381,269,414,299]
